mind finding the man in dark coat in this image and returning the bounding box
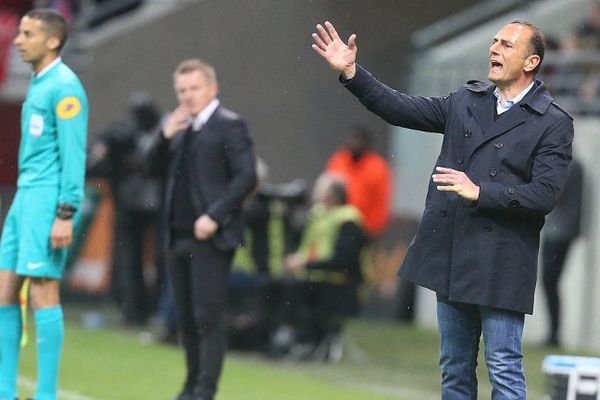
[541,158,584,347]
[312,20,573,399]
[146,58,256,400]
[87,91,164,326]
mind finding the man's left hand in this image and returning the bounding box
[50,218,73,249]
[194,214,218,240]
[432,167,480,201]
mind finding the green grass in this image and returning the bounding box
[15,316,600,399]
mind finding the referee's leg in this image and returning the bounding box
[29,278,64,400]
[0,270,24,400]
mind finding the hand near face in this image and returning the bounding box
[50,218,73,249]
[194,214,218,240]
[163,105,191,140]
[432,167,480,201]
[311,21,358,79]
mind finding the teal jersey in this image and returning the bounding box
[18,59,88,208]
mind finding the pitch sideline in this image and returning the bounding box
[18,376,94,400]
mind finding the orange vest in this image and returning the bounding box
[326,149,392,237]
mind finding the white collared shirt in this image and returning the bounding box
[34,57,61,78]
[493,81,534,115]
[191,98,220,131]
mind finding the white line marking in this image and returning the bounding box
[18,376,94,400]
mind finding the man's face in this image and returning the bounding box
[488,23,537,88]
[14,16,57,67]
[174,70,218,116]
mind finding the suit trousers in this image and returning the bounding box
[169,235,233,398]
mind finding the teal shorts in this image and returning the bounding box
[0,186,68,279]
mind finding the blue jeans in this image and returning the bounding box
[436,294,526,399]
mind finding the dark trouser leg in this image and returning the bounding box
[169,237,200,394]
[541,240,571,344]
[114,209,146,325]
[189,241,233,399]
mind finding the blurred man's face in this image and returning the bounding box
[14,16,58,71]
[174,69,218,116]
[346,135,367,159]
[488,23,538,89]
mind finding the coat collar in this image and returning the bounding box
[465,79,553,115]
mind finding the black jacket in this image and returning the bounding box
[146,105,257,252]
[343,65,574,314]
[543,158,584,242]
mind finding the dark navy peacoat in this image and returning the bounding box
[343,65,574,314]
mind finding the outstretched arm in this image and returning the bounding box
[311,21,358,79]
[313,21,449,133]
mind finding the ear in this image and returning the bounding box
[524,54,541,73]
[46,36,61,52]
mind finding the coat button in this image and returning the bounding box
[440,210,447,217]
[508,188,515,195]
[457,156,464,164]
[483,226,493,232]
[464,129,472,138]
[489,168,497,177]
[509,199,520,208]
[495,141,504,149]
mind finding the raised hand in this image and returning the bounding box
[163,105,192,140]
[311,21,358,79]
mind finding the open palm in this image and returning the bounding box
[312,21,357,78]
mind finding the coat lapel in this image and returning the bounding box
[467,92,495,134]
[470,104,527,153]
[463,80,550,160]
[166,128,189,198]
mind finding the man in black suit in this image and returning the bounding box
[312,20,573,399]
[147,58,256,400]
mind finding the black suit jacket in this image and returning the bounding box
[342,65,574,314]
[147,105,257,252]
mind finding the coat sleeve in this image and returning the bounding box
[206,119,257,225]
[341,64,451,133]
[143,122,170,178]
[478,114,574,216]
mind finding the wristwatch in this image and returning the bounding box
[56,203,76,220]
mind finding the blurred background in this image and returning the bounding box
[2,0,600,398]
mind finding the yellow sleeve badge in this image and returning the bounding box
[56,96,82,119]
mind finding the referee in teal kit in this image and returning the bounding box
[0,9,87,400]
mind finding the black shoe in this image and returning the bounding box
[167,392,212,400]
[167,391,192,400]
[543,335,560,347]
[190,386,214,400]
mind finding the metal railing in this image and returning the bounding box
[540,50,600,116]
[411,0,538,50]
